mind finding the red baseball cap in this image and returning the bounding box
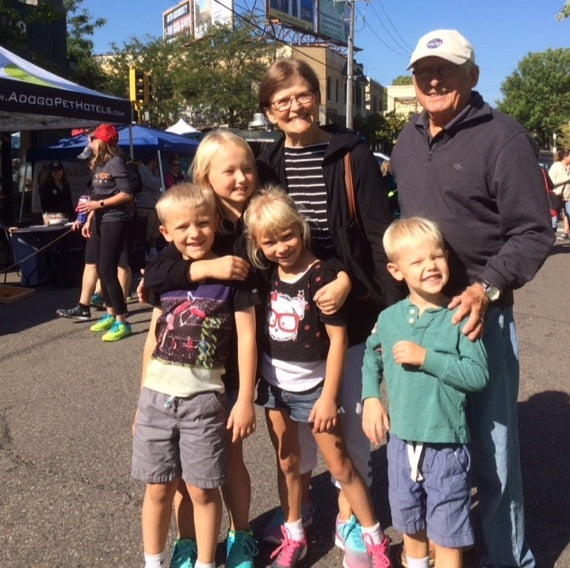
[93,124,119,145]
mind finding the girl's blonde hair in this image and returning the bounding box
[382,217,445,261]
[244,186,310,269]
[155,183,217,225]
[190,130,257,187]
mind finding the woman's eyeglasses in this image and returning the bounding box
[270,91,315,112]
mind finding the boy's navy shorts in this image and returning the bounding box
[132,388,227,489]
[387,433,475,549]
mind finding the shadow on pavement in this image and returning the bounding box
[519,390,570,566]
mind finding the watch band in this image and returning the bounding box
[480,280,501,302]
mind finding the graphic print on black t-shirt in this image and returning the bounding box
[155,283,233,369]
[268,289,308,342]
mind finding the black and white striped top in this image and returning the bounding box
[284,143,334,259]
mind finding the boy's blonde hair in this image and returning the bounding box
[244,186,310,269]
[190,130,257,187]
[155,182,217,225]
[383,217,445,261]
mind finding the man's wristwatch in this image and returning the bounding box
[480,280,501,302]
[99,200,105,209]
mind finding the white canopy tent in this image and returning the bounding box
[165,118,199,135]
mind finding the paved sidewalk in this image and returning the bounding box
[1,239,569,567]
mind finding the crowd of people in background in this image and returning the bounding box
[43,26,557,568]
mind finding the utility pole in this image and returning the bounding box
[345,0,355,130]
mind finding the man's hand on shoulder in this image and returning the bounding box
[448,283,489,341]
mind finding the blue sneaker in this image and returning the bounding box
[89,313,115,332]
[263,502,314,544]
[226,530,259,568]
[90,292,105,310]
[101,320,132,342]
[170,538,197,568]
[334,515,369,568]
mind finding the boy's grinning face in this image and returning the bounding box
[159,205,218,261]
[387,238,449,308]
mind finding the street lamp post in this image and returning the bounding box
[345,0,355,130]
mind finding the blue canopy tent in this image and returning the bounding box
[28,124,200,161]
[0,45,132,225]
[28,125,200,198]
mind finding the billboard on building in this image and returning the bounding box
[163,0,233,40]
[195,0,233,39]
[163,1,193,39]
[266,0,315,33]
[317,0,348,44]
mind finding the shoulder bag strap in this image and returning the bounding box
[344,152,360,229]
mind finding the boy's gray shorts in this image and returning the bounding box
[132,388,227,489]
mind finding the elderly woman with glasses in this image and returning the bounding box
[255,59,403,566]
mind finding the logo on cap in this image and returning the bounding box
[427,38,443,49]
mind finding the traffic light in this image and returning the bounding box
[144,72,151,104]
[129,66,146,105]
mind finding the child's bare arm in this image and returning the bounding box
[227,306,257,442]
[309,323,347,433]
[141,307,161,389]
[138,254,250,304]
[189,256,250,283]
[133,307,161,435]
[313,270,352,315]
[362,398,390,446]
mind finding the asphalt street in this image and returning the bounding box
[1,238,569,567]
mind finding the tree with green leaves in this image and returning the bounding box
[557,1,570,19]
[497,48,570,148]
[104,35,186,127]
[172,21,274,128]
[65,0,107,89]
[102,19,273,129]
[0,0,57,56]
[392,75,413,86]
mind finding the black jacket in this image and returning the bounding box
[391,92,554,305]
[257,126,404,343]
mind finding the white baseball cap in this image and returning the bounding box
[408,29,475,69]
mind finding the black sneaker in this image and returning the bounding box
[56,304,91,321]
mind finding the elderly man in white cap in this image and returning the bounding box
[390,29,553,568]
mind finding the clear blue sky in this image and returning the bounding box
[85,0,569,105]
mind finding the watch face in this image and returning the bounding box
[485,283,501,302]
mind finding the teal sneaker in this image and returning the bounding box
[334,515,369,568]
[102,320,132,342]
[90,292,105,310]
[170,538,197,568]
[226,530,259,568]
[89,313,115,332]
